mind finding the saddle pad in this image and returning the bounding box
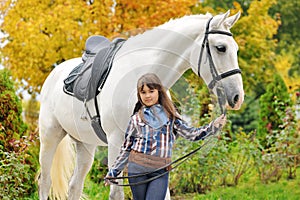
[63,62,84,96]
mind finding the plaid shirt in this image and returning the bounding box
[108,112,213,177]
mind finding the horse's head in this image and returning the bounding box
[191,10,244,111]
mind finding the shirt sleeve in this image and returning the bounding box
[173,118,214,141]
[108,117,136,177]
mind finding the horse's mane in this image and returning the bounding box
[158,13,212,29]
[125,12,212,42]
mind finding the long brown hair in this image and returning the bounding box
[134,73,180,120]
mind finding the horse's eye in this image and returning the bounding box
[216,45,226,53]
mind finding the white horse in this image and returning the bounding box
[38,10,244,200]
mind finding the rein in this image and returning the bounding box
[197,17,241,90]
[105,127,220,186]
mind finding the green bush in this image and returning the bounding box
[255,107,299,183]
[0,69,38,199]
[256,73,299,183]
[0,150,34,199]
[258,73,292,147]
[0,70,28,152]
[170,114,270,194]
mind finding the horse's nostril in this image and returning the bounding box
[233,95,239,104]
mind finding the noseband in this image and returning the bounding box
[197,17,241,90]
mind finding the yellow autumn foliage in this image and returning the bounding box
[1,0,114,92]
[1,0,198,93]
[275,53,300,100]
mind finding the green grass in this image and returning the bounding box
[27,173,300,200]
[83,175,300,200]
[83,179,110,199]
[83,174,132,200]
[184,177,300,200]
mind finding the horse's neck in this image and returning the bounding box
[120,16,208,85]
[155,16,208,85]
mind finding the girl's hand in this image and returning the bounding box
[104,176,118,186]
[104,177,111,186]
[213,114,226,129]
[104,169,118,186]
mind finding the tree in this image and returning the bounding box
[274,52,300,101]
[0,0,114,93]
[269,0,300,96]
[233,0,279,93]
[270,0,300,47]
[202,0,252,12]
[112,0,197,36]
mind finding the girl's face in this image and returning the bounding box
[139,84,159,107]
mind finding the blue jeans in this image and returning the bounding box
[128,168,169,200]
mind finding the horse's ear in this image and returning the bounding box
[224,11,241,29]
[211,10,231,29]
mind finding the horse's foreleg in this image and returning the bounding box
[107,136,125,200]
[68,141,97,200]
[38,127,66,200]
[165,188,171,200]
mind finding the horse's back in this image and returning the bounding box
[39,58,105,145]
[40,58,81,100]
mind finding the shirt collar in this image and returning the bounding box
[143,104,168,129]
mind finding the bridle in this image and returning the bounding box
[197,17,241,90]
[105,17,239,187]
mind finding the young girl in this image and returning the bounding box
[105,73,226,200]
